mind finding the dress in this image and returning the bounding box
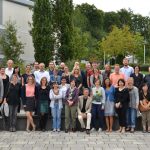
[104,86,115,116]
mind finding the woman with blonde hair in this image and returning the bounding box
[22,75,37,132]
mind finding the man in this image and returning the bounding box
[48,61,55,75]
[77,88,92,134]
[120,58,134,81]
[34,63,50,85]
[110,64,125,87]
[0,77,4,103]
[143,66,150,87]
[102,64,111,80]
[58,62,65,76]
[5,60,14,78]
[32,61,39,73]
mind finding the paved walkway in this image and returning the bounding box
[0,131,149,150]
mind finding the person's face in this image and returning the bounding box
[49,63,54,69]
[64,67,69,72]
[53,83,58,88]
[105,65,111,71]
[118,81,124,87]
[70,81,75,87]
[28,77,34,84]
[105,79,110,86]
[95,80,100,86]
[41,78,47,85]
[15,67,19,73]
[114,66,120,73]
[128,79,133,86]
[7,60,13,68]
[26,66,31,72]
[74,69,79,74]
[34,63,39,69]
[92,62,98,69]
[39,64,44,71]
[86,64,91,70]
[12,75,17,82]
[0,68,5,74]
[143,85,148,92]
[123,59,128,66]
[61,79,66,84]
[83,90,89,97]
[74,62,79,67]
[60,63,65,69]
[135,66,140,73]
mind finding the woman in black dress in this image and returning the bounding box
[115,79,130,133]
[37,77,50,131]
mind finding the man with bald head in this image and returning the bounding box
[34,63,50,85]
[5,59,14,78]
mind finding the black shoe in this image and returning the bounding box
[42,129,46,132]
[65,129,68,133]
[80,128,85,132]
[9,127,13,132]
[86,129,90,134]
[72,128,76,132]
[12,127,16,132]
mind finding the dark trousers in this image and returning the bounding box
[91,103,104,129]
[39,113,48,130]
[116,106,127,127]
[9,105,18,128]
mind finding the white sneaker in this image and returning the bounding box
[98,128,102,132]
[57,129,60,132]
[91,128,96,132]
[53,129,56,132]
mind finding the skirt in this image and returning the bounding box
[25,97,35,112]
[39,100,49,113]
[104,100,115,116]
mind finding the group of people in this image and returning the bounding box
[0,58,150,134]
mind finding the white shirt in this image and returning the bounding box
[34,70,50,84]
[5,68,14,78]
[59,84,70,99]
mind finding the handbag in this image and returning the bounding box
[0,103,9,117]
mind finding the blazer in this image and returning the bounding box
[77,95,92,115]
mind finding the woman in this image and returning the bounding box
[90,68,103,88]
[49,82,63,132]
[11,66,21,83]
[65,79,79,133]
[22,65,34,86]
[3,74,21,132]
[62,66,70,84]
[126,77,139,133]
[70,66,82,95]
[91,79,105,132]
[115,79,130,133]
[22,75,37,132]
[37,77,50,131]
[130,65,143,90]
[103,78,115,132]
[139,83,150,133]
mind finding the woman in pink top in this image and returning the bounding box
[22,75,37,132]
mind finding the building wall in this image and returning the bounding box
[2,0,34,63]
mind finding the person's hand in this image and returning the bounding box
[0,99,2,103]
[101,105,104,110]
[69,101,73,106]
[3,98,7,104]
[81,113,87,119]
[23,105,26,108]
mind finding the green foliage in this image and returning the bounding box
[31,0,54,66]
[0,20,24,64]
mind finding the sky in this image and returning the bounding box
[73,0,150,16]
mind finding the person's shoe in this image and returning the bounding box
[26,128,30,133]
[130,128,135,133]
[80,128,85,132]
[91,128,96,132]
[98,128,102,132]
[12,127,16,132]
[9,127,13,132]
[121,128,125,134]
[86,129,90,134]
[72,128,76,132]
[42,129,46,132]
[57,129,60,132]
[53,129,56,132]
[65,129,69,133]
[32,125,36,131]
[126,127,130,132]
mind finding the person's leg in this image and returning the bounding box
[105,116,109,131]
[70,105,77,130]
[65,105,70,130]
[12,105,18,130]
[91,104,97,129]
[147,110,150,131]
[56,104,62,130]
[98,104,104,130]
[142,112,147,131]
[86,113,91,130]
[109,116,113,132]
[116,108,122,132]
[9,105,13,131]
[126,107,131,130]
[78,114,85,129]
[43,113,48,130]
[51,105,57,130]
[121,107,127,133]
[130,108,137,130]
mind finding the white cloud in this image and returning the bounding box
[73,0,150,16]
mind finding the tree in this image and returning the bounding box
[0,20,24,64]
[100,25,144,63]
[31,0,54,66]
[53,0,74,62]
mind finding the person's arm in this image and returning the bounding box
[99,74,103,86]
[85,97,92,114]
[101,87,106,109]
[0,78,4,101]
[21,85,26,106]
[90,75,93,88]
[134,87,139,109]
[77,97,82,115]
[78,76,82,89]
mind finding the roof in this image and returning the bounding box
[6,0,34,7]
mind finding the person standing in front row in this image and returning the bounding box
[3,74,21,132]
[65,79,79,133]
[103,78,115,132]
[49,82,63,132]
[37,77,50,132]
[22,75,37,132]
[115,79,130,133]
[126,77,139,133]
[77,88,92,134]
[91,79,105,132]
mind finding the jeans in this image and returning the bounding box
[126,107,137,128]
[9,105,18,129]
[51,103,62,129]
[91,103,104,129]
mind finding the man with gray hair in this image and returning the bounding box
[5,59,14,78]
